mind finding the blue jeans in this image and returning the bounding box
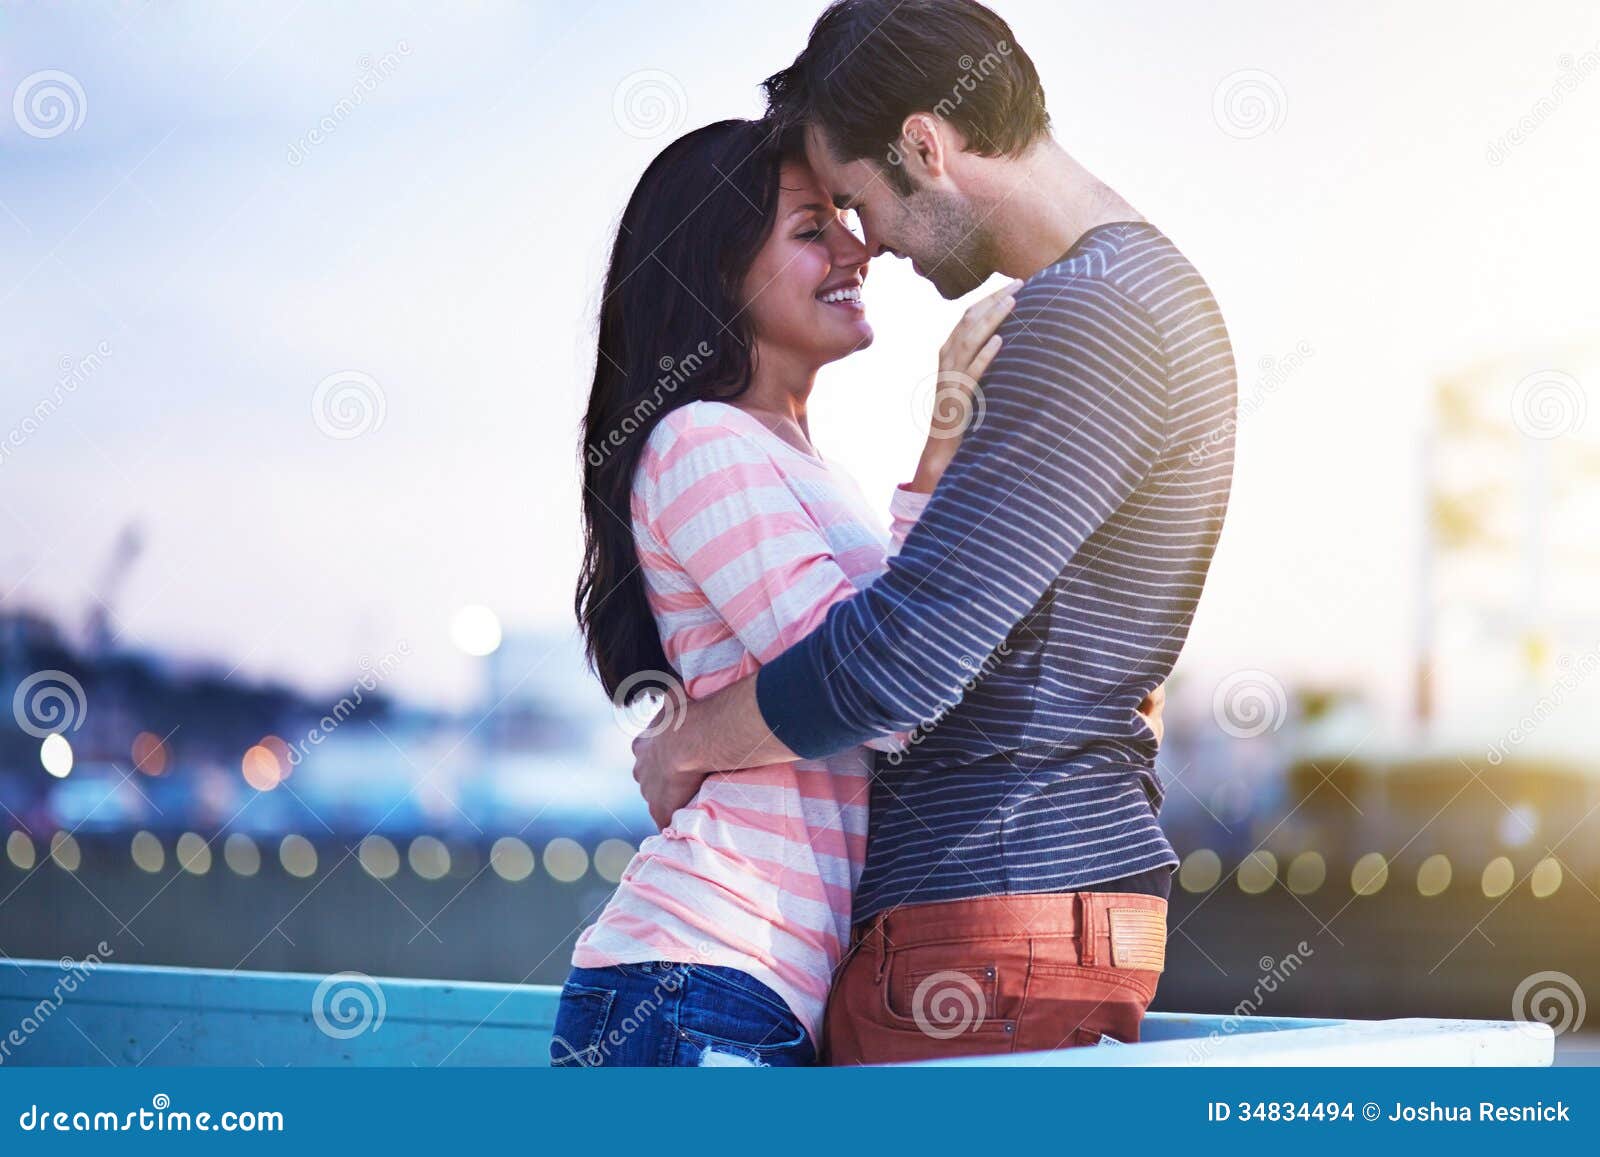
[549,963,815,1067]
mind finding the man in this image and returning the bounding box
[633,0,1236,1064]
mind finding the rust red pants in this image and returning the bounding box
[822,891,1168,1066]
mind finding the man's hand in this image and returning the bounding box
[631,709,709,829]
[1137,682,1167,745]
[627,675,803,827]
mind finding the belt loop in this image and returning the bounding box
[872,914,889,984]
[1078,892,1097,968]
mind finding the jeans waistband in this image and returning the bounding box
[853,890,1168,972]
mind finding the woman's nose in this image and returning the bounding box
[828,222,872,268]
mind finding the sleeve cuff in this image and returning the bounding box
[889,485,932,521]
[756,644,863,761]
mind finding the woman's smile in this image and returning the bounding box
[816,280,865,312]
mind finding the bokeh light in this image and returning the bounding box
[259,735,294,780]
[1530,857,1562,898]
[359,835,400,880]
[40,734,73,778]
[223,833,261,877]
[542,837,588,883]
[279,834,317,878]
[1237,850,1278,894]
[131,830,165,873]
[1285,851,1326,895]
[177,832,212,875]
[593,838,634,884]
[131,731,169,776]
[450,604,503,657]
[1178,848,1222,893]
[7,831,37,871]
[408,835,450,880]
[1482,856,1515,898]
[50,832,81,872]
[490,837,534,882]
[1417,854,1452,897]
[242,744,283,791]
[1351,852,1388,896]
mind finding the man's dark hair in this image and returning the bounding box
[763,0,1050,189]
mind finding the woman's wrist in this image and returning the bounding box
[909,442,957,493]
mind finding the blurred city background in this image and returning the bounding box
[2,2,1598,1061]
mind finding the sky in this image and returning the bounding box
[2,1,1599,744]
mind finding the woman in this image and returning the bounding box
[558,118,1094,1066]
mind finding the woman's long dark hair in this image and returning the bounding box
[577,119,799,700]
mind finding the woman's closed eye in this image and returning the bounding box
[796,212,851,242]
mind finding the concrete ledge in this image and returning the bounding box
[0,959,1552,1067]
[930,1017,1553,1067]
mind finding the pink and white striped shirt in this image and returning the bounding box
[572,400,925,1043]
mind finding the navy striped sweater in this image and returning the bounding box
[757,221,1236,922]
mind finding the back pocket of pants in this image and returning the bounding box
[677,967,807,1052]
[550,982,616,1066]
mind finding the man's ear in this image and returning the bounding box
[897,112,952,180]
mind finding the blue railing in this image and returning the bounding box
[0,959,1552,1067]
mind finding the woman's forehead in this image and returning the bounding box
[777,160,829,212]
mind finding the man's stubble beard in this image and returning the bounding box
[906,183,995,300]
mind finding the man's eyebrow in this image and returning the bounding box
[830,193,856,210]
